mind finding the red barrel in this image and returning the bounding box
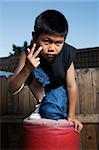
[23,118,80,150]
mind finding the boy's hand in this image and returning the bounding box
[26,43,42,71]
[67,117,83,133]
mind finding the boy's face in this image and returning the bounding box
[36,33,65,62]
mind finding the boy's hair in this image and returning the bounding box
[34,9,68,40]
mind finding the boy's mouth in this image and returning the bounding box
[47,54,55,58]
[47,54,56,61]
[41,53,56,62]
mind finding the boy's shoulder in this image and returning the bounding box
[63,43,77,58]
[63,43,76,68]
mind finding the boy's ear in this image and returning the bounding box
[32,32,36,41]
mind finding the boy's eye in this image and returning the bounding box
[43,40,50,45]
[55,42,63,46]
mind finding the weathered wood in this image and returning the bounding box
[18,86,29,115]
[1,123,8,149]
[81,124,97,150]
[96,124,99,149]
[76,68,98,114]
[18,85,34,116]
[96,69,99,114]
[1,123,23,150]
[0,115,25,123]
[0,114,99,124]
[8,91,19,115]
[1,77,8,115]
[76,114,99,123]
[29,90,37,113]
[75,70,81,114]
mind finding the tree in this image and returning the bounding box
[9,41,28,56]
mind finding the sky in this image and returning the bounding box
[0,0,99,57]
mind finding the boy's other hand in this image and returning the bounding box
[26,43,42,71]
[67,117,83,133]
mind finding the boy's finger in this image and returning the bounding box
[33,46,42,58]
[75,127,80,133]
[75,123,77,130]
[74,123,78,132]
[78,124,83,132]
[29,43,36,56]
[27,48,30,54]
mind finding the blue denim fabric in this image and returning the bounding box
[34,67,50,86]
[33,67,68,120]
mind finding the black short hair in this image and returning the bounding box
[34,9,68,39]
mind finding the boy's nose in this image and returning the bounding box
[48,44,55,52]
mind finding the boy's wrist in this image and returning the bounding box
[25,57,36,72]
[25,62,34,74]
[68,114,75,119]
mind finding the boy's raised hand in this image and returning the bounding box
[26,43,42,71]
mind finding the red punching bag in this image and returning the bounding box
[23,118,80,150]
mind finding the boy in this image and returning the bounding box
[8,9,83,133]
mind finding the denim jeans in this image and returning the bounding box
[33,67,68,120]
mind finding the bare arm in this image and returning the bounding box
[66,62,83,132]
[13,52,26,76]
[66,62,78,118]
[29,79,45,101]
[8,64,31,93]
[8,44,42,94]
[8,52,26,93]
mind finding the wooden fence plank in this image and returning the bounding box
[96,124,99,149]
[96,69,99,113]
[1,77,8,115]
[91,69,97,113]
[81,124,97,150]
[8,86,19,115]
[75,70,80,114]
[76,114,99,123]
[77,69,97,114]
[29,90,37,113]
[18,86,30,116]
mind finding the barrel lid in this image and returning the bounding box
[23,118,74,127]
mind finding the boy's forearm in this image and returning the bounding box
[8,64,32,93]
[67,85,78,118]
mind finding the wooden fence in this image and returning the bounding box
[0,68,99,150]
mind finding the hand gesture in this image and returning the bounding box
[26,43,42,71]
